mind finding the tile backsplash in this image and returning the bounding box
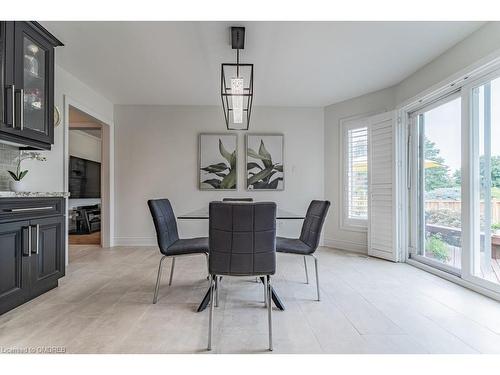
[0,143,18,191]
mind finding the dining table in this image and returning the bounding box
[177,206,305,312]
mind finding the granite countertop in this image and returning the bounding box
[0,191,70,198]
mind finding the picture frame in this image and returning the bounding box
[199,133,238,190]
[245,133,284,190]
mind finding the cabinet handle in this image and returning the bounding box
[6,206,54,212]
[6,84,15,127]
[31,224,39,254]
[22,226,30,256]
[19,89,24,131]
[27,226,32,257]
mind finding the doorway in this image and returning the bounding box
[68,106,102,246]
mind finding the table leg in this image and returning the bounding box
[197,277,285,312]
[260,277,285,311]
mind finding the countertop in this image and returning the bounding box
[0,191,70,198]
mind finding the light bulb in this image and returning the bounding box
[230,77,244,124]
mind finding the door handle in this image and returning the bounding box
[407,133,412,189]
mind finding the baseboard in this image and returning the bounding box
[113,237,157,246]
[322,237,367,255]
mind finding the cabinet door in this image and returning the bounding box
[29,216,65,297]
[14,22,54,145]
[0,22,17,132]
[0,221,31,315]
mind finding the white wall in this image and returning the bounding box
[114,105,324,245]
[323,87,396,253]
[21,65,114,192]
[69,130,101,163]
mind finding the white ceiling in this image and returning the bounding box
[42,21,485,107]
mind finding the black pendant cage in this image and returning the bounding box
[220,63,254,130]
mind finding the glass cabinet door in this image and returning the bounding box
[15,22,53,145]
[22,35,46,133]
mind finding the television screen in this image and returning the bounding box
[69,156,101,198]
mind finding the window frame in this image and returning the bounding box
[340,115,370,231]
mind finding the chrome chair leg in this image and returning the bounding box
[263,278,268,307]
[208,275,215,351]
[267,275,273,351]
[312,255,320,301]
[153,256,167,304]
[168,257,176,286]
[303,256,309,284]
[215,276,220,307]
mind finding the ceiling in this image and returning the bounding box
[42,21,485,107]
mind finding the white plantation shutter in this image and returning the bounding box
[368,111,400,261]
[347,127,368,220]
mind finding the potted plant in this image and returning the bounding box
[8,151,46,192]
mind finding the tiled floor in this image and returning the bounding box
[1,245,500,354]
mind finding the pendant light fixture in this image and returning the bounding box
[221,27,254,130]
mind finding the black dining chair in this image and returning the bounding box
[276,200,330,301]
[222,198,253,202]
[207,201,277,351]
[148,199,209,304]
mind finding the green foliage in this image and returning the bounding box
[425,209,461,229]
[480,155,500,188]
[492,223,500,230]
[424,138,453,191]
[452,156,500,189]
[247,140,283,189]
[425,234,450,262]
[7,150,45,182]
[8,169,28,181]
[200,139,236,189]
[425,187,461,201]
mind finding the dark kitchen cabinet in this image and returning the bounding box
[0,220,31,315]
[0,21,63,150]
[29,216,65,297]
[0,198,66,315]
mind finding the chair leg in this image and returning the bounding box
[267,275,273,351]
[168,257,176,286]
[208,275,216,351]
[312,255,320,301]
[153,256,167,304]
[303,256,309,284]
[263,279,268,307]
[215,276,219,307]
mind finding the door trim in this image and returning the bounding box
[63,95,114,259]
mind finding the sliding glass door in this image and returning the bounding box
[409,95,462,273]
[408,69,500,293]
[468,75,500,286]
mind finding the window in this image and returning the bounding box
[343,119,369,228]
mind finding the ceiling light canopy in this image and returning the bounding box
[221,27,254,130]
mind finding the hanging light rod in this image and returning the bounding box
[221,26,254,131]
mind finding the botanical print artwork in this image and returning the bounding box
[199,134,237,190]
[246,134,284,190]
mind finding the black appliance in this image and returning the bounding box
[69,156,101,199]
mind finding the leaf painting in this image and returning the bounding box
[246,136,284,190]
[200,135,237,190]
